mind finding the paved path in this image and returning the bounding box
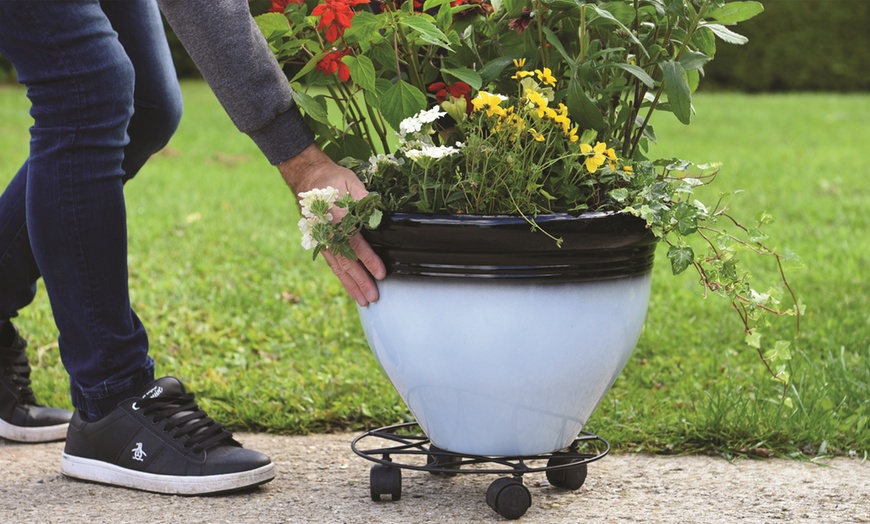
[2,433,868,523]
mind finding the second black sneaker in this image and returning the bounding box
[61,376,274,495]
[0,322,72,443]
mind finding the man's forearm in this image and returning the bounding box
[158,0,314,165]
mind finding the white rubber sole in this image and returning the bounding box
[0,417,69,443]
[60,453,275,495]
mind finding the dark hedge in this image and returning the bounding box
[2,0,868,92]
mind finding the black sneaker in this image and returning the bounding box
[61,376,274,495]
[0,323,72,443]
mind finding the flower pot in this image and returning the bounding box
[358,212,656,456]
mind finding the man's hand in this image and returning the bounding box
[278,144,387,307]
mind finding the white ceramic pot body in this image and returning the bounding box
[358,213,656,456]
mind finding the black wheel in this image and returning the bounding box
[546,456,588,490]
[426,444,461,476]
[370,464,402,501]
[486,477,531,520]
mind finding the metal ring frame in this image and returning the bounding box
[351,422,610,476]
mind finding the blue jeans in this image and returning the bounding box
[0,0,183,419]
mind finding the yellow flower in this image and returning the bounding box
[512,70,534,80]
[513,58,526,69]
[552,113,572,134]
[525,89,548,118]
[529,128,545,142]
[566,126,579,143]
[606,147,619,170]
[580,141,608,172]
[472,91,506,117]
[535,67,557,86]
[624,165,633,176]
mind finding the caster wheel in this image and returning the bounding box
[486,477,531,520]
[546,456,588,490]
[427,445,461,476]
[370,464,402,501]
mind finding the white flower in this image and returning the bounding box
[405,143,463,165]
[418,106,446,124]
[297,218,316,250]
[367,153,403,175]
[399,116,423,136]
[298,186,339,220]
[398,107,447,137]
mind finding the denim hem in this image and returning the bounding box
[70,360,155,421]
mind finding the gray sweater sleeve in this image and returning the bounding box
[157,0,313,165]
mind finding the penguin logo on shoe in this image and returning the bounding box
[131,442,147,462]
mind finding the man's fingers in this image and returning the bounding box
[349,234,387,281]
[322,251,380,307]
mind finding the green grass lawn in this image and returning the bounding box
[1,83,867,457]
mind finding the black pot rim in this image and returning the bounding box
[363,211,657,282]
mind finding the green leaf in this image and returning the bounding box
[567,77,605,131]
[380,80,428,130]
[344,55,377,93]
[667,245,694,275]
[542,26,573,65]
[478,56,516,85]
[587,4,643,48]
[400,16,453,50]
[706,1,764,25]
[254,12,290,39]
[764,340,792,362]
[702,23,749,45]
[659,60,692,125]
[678,50,711,71]
[344,12,384,43]
[291,90,329,125]
[368,209,383,229]
[613,63,655,89]
[745,330,761,349]
[673,202,699,234]
[422,0,452,10]
[441,67,483,91]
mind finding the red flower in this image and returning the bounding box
[428,81,473,114]
[451,0,494,17]
[508,9,533,35]
[311,0,369,43]
[317,49,352,82]
[269,0,304,13]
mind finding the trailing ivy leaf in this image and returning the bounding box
[380,80,427,130]
[673,202,699,234]
[706,1,764,25]
[745,329,761,349]
[667,245,694,275]
[659,60,692,124]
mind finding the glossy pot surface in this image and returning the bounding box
[358,212,655,456]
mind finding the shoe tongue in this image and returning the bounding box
[140,377,187,400]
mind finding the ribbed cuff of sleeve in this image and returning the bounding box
[247,105,315,166]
